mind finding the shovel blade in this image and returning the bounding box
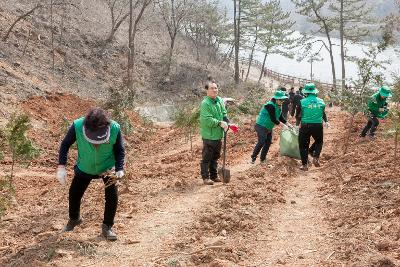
[218,168,231,183]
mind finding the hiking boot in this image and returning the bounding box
[203,179,214,185]
[63,217,82,232]
[300,165,308,171]
[260,159,267,165]
[102,224,117,241]
[250,158,256,164]
[312,157,321,167]
[212,177,222,183]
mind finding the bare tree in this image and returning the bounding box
[233,0,242,85]
[158,0,194,80]
[104,0,130,45]
[50,0,55,72]
[3,1,76,42]
[183,1,230,65]
[126,0,153,90]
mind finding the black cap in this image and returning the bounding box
[83,125,111,144]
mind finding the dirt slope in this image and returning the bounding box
[0,95,399,266]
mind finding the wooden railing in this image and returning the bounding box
[239,57,337,91]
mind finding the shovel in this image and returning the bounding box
[219,129,231,183]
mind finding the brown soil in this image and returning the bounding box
[0,96,399,267]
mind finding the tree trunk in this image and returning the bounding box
[50,0,55,73]
[313,8,336,90]
[340,0,345,90]
[219,42,234,67]
[245,26,258,81]
[104,13,129,46]
[233,0,240,85]
[166,33,176,78]
[258,48,269,84]
[328,42,337,90]
[127,0,133,89]
[395,102,400,159]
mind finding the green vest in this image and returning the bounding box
[368,93,388,118]
[74,117,120,175]
[256,101,281,130]
[200,96,227,140]
[300,95,325,123]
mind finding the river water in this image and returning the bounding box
[236,34,400,85]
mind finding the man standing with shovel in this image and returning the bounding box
[199,82,236,185]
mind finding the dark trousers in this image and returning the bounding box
[299,123,323,165]
[290,104,295,117]
[295,116,301,126]
[251,124,272,162]
[282,104,289,120]
[200,139,222,180]
[361,116,379,137]
[69,171,118,227]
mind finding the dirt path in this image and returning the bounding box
[52,154,255,267]
[243,169,334,266]
[237,116,339,267]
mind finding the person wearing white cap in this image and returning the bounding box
[57,108,125,241]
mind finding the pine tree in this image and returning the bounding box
[330,0,373,91]
[257,0,296,84]
[240,0,263,81]
[291,0,338,89]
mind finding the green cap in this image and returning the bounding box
[303,83,319,94]
[378,86,392,98]
[272,90,288,100]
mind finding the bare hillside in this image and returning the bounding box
[0,0,233,113]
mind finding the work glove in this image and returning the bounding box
[220,121,229,131]
[324,121,331,128]
[282,123,292,130]
[56,165,67,185]
[228,123,239,134]
[115,170,125,179]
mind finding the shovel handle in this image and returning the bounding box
[222,130,228,179]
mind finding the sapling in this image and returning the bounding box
[174,107,200,152]
[0,114,39,217]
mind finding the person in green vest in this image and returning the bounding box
[250,90,290,164]
[296,83,329,171]
[200,82,233,185]
[56,108,125,241]
[360,86,392,139]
